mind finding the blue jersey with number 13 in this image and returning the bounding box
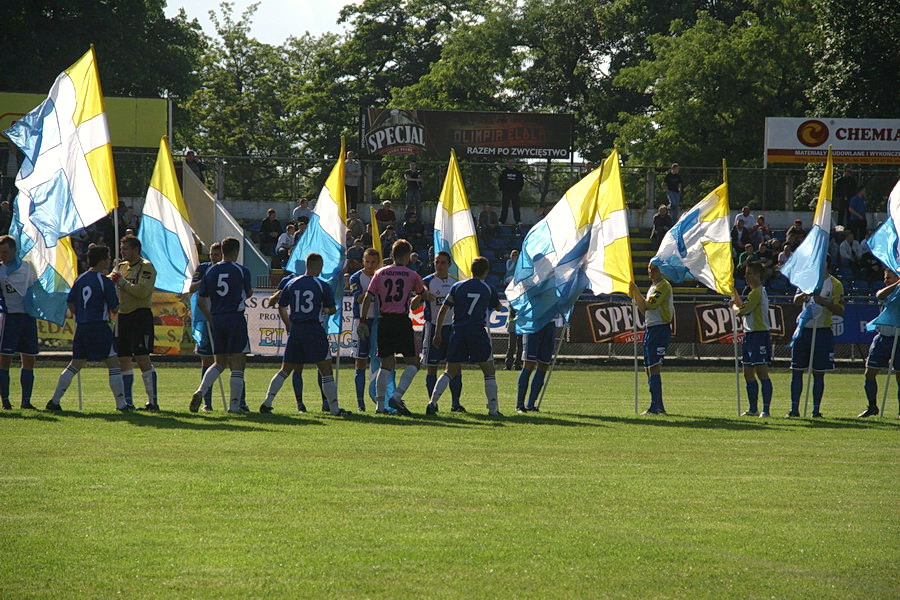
[279,275,335,324]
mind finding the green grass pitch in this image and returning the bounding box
[1,365,897,599]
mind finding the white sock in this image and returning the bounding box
[198,364,223,394]
[141,368,156,405]
[108,368,125,409]
[394,365,419,400]
[230,370,244,405]
[265,370,289,406]
[375,368,391,403]
[485,375,499,413]
[322,375,340,414]
[51,366,79,404]
[430,373,451,405]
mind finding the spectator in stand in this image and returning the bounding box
[834,167,857,226]
[504,307,523,371]
[828,228,842,266]
[408,252,426,276]
[750,215,771,249]
[375,200,396,231]
[847,185,868,241]
[347,209,365,242]
[259,208,282,256]
[346,238,365,274]
[757,239,777,280]
[498,160,525,225]
[737,243,755,278]
[731,218,751,257]
[650,204,672,249]
[0,200,11,235]
[505,250,519,285]
[292,197,312,223]
[403,161,423,215]
[380,224,397,248]
[777,243,792,267]
[663,163,683,219]
[401,212,426,247]
[361,223,373,248]
[859,229,883,281]
[478,203,500,236]
[275,224,296,267]
[344,151,362,211]
[839,230,863,273]
[733,206,754,228]
[1,139,23,205]
[185,150,208,183]
[786,219,806,249]
[294,217,308,243]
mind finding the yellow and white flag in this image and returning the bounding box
[434,149,479,278]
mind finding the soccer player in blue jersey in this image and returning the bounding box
[189,241,222,411]
[46,245,127,411]
[349,248,381,411]
[266,270,316,413]
[189,237,253,414]
[0,235,39,410]
[516,318,559,413]
[859,269,900,418]
[427,256,503,416]
[260,253,349,416]
[413,251,465,411]
[732,262,774,417]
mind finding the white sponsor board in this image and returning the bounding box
[245,292,511,357]
[765,117,900,164]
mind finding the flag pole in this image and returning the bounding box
[731,309,742,416]
[881,334,899,417]
[632,299,639,414]
[803,325,818,418]
[206,322,226,411]
[536,323,567,410]
[77,372,83,411]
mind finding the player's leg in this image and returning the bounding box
[354,357,368,411]
[292,370,306,412]
[526,363,548,412]
[134,354,158,410]
[103,356,127,410]
[260,361,296,413]
[427,362,461,413]
[131,309,158,410]
[119,355,136,409]
[317,359,349,416]
[810,328,833,417]
[47,359,87,410]
[756,365,772,417]
[317,370,329,412]
[517,361,534,412]
[191,315,229,411]
[860,334,885,417]
[481,360,501,416]
[742,366,760,416]
[227,353,247,414]
[20,353,36,409]
[642,326,667,414]
[787,328,810,417]
[0,353,12,409]
[200,355,215,411]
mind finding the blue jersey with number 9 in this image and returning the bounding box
[198,261,253,314]
[278,275,335,324]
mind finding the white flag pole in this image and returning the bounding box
[536,323,567,411]
[803,325,818,418]
[880,334,899,417]
[77,372,83,411]
[731,310,742,416]
[632,300,639,414]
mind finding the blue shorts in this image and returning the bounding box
[211,313,249,355]
[790,327,834,371]
[643,324,671,368]
[421,322,452,366]
[0,313,39,355]
[194,318,212,356]
[73,321,117,361]
[284,322,329,365]
[741,330,772,367]
[525,323,556,364]
[865,333,900,370]
[446,324,493,364]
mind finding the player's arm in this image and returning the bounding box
[118,262,156,299]
[735,288,758,315]
[629,282,647,313]
[793,291,808,305]
[814,283,844,316]
[321,283,337,316]
[267,289,282,305]
[357,292,374,337]
[432,302,452,347]
[876,280,899,301]
[105,279,120,315]
[277,304,291,333]
[188,267,204,294]
[66,302,75,319]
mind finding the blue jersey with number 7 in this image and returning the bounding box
[444,278,499,327]
[278,275,335,324]
[198,261,253,314]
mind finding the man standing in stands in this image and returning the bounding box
[403,161,423,216]
[498,160,524,226]
[259,208,282,257]
[345,152,362,211]
[663,163,682,219]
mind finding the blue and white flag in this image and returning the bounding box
[285,139,347,334]
[866,178,900,276]
[138,136,199,294]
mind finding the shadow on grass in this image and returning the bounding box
[45,409,319,432]
[0,411,61,422]
[569,413,777,431]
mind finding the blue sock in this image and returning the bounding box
[790,370,803,412]
[355,369,366,406]
[812,372,825,412]
[527,370,545,408]
[864,378,877,406]
[152,369,159,404]
[21,369,34,405]
[123,372,134,405]
[0,369,9,402]
[292,371,303,401]
[517,369,532,408]
[201,366,213,406]
[318,371,327,408]
[426,372,437,398]
[449,374,462,407]
[648,374,663,411]
[745,380,759,413]
[761,378,773,412]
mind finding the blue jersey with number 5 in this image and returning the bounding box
[278,275,335,324]
[68,271,119,323]
[444,278,499,327]
[198,261,253,314]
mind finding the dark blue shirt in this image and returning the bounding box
[849,194,866,221]
[278,275,335,324]
[68,271,119,323]
[443,278,499,327]
[198,261,252,314]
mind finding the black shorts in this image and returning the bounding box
[377,313,416,358]
[118,308,154,357]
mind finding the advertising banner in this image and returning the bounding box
[361,108,573,159]
[765,117,900,164]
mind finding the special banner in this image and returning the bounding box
[570,300,880,345]
[361,108,573,159]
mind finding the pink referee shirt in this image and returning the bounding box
[366,265,425,314]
